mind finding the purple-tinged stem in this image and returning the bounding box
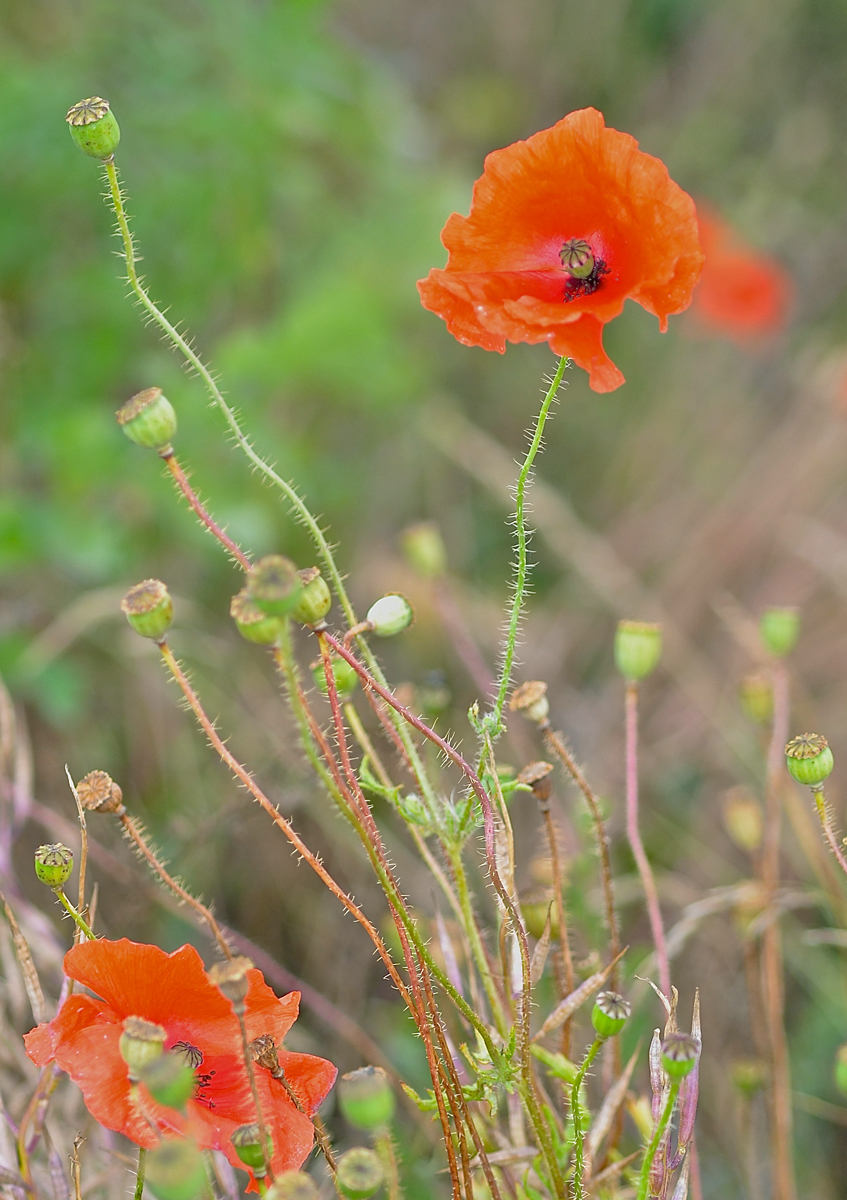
[625,681,670,999]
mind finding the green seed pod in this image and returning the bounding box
[834,1044,847,1097]
[65,97,121,159]
[660,1032,699,1079]
[366,594,414,638]
[230,1124,272,1176]
[519,887,559,941]
[591,991,631,1039]
[290,567,332,626]
[614,620,662,682]
[121,580,173,641]
[34,843,73,888]
[738,671,774,726]
[509,680,549,725]
[336,1148,385,1200]
[785,733,834,788]
[230,589,283,646]
[559,238,595,279]
[145,1139,207,1200]
[116,388,177,452]
[312,656,358,701]
[401,522,447,579]
[265,1174,320,1200]
[338,1066,395,1131]
[759,607,799,658]
[76,769,126,815]
[138,1050,196,1111]
[247,556,302,617]
[119,1016,166,1081]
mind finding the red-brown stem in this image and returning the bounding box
[317,634,381,835]
[270,1065,337,1175]
[156,640,412,1010]
[541,803,574,1055]
[624,681,670,999]
[761,663,795,1200]
[161,451,251,571]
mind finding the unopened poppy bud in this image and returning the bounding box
[116,388,177,452]
[138,1051,196,1111]
[517,761,554,805]
[76,769,125,815]
[738,672,774,726]
[731,1058,767,1096]
[660,1032,700,1079]
[230,589,283,646]
[230,1124,272,1176]
[246,555,302,617]
[519,887,558,941]
[366,594,414,638]
[290,568,332,626]
[65,97,120,159]
[34,843,73,888]
[121,580,173,641]
[759,607,799,658]
[145,1139,207,1200]
[208,956,253,1008]
[509,680,549,725]
[559,238,595,279]
[785,733,834,788]
[312,656,358,701]
[401,522,447,579]
[614,620,662,681]
[337,1148,385,1200]
[119,1016,166,1081]
[339,1066,395,1130]
[266,1174,320,1200]
[834,1044,847,1096]
[592,991,631,1039]
[722,787,763,853]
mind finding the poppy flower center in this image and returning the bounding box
[559,238,610,302]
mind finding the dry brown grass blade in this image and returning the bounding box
[532,948,626,1041]
[0,889,47,1024]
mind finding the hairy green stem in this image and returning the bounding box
[570,1037,604,1200]
[134,1148,146,1200]
[448,847,507,1035]
[54,889,96,941]
[637,1081,680,1200]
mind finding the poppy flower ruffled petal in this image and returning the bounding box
[418,107,703,392]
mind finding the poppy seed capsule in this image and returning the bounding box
[509,680,549,725]
[119,1016,166,1081]
[401,521,447,579]
[208,956,253,1008]
[230,589,283,646]
[338,1065,395,1130]
[145,1139,207,1200]
[785,733,834,788]
[34,843,73,888]
[517,760,554,804]
[247,555,302,617]
[660,1032,700,1079]
[121,580,173,641]
[519,887,559,941]
[337,1148,385,1200]
[138,1051,196,1111]
[614,620,662,681]
[230,1124,273,1175]
[290,567,332,626]
[266,1174,320,1200]
[76,769,125,815]
[834,1044,847,1096]
[65,97,120,159]
[366,594,414,638]
[559,238,595,279]
[312,656,358,701]
[591,991,631,1039]
[116,388,177,452]
[759,607,799,658]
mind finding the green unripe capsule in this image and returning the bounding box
[759,607,799,658]
[230,589,283,646]
[247,555,302,617]
[266,1174,320,1200]
[138,1050,196,1111]
[116,388,177,452]
[401,521,447,579]
[591,991,631,1039]
[337,1148,385,1200]
[559,238,595,279]
[519,887,559,941]
[290,567,332,626]
[34,843,73,888]
[66,97,121,159]
[834,1044,847,1097]
[121,579,173,641]
[339,1065,395,1130]
[660,1032,700,1079]
[366,594,414,638]
[231,1124,272,1176]
[785,733,834,788]
[312,656,358,701]
[614,620,662,682]
[145,1139,207,1200]
[119,1016,166,1081]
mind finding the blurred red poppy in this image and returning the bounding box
[25,939,335,1190]
[417,107,703,392]
[691,209,792,341]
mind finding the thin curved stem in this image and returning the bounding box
[161,451,251,571]
[811,785,847,877]
[54,889,96,941]
[571,1037,604,1200]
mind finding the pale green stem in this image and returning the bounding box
[54,889,96,940]
[570,1037,604,1200]
[134,1148,146,1200]
[637,1081,680,1200]
[489,356,567,733]
[374,1129,402,1200]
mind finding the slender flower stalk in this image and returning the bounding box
[134,1147,146,1200]
[54,889,96,941]
[161,451,251,571]
[624,682,670,998]
[570,1037,603,1200]
[636,1081,681,1200]
[810,787,847,877]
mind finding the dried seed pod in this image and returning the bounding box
[76,770,125,815]
[509,680,549,725]
[208,956,253,1007]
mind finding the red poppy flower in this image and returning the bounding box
[417,107,703,393]
[690,208,792,341]
[25,939,336,1190]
